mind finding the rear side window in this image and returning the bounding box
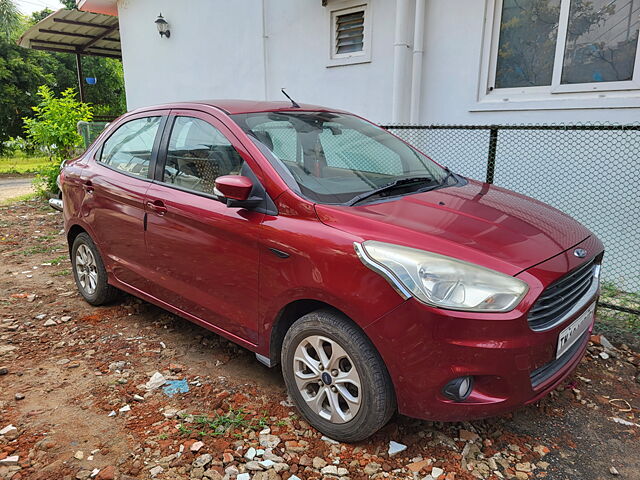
[100,117,161,178]
[162,117,244,195]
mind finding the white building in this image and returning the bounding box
[70,0,639,290]
[77,0,640,124]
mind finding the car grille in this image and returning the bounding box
[530,331,588,388]
[528,256,599,331]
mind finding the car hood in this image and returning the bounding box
[314,179,592,276]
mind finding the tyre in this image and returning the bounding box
[281,309,396,442]
[71,232,118,306]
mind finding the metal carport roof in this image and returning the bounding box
[18,8,120,59]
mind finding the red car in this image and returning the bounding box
[60,100,603,442]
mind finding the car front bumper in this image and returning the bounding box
[364,237,603,421]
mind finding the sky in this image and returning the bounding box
[15,0,65,15]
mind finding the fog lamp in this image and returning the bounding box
[442,376,474,402]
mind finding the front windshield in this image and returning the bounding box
[230,111,448,204]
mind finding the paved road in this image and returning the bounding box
[0,176,35,201]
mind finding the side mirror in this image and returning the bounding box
[215,175,253,201]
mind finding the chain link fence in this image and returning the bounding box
[382,124,640,311]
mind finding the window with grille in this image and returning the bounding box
[329,3,371,66]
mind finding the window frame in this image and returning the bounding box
[95,112,167,182]
[327,1,371,68]
[476,0,640,110]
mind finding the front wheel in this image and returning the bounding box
[71,232,118,306]
[281,310,396,442]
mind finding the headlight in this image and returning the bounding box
[355,241,528,312]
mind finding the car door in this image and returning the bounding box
[144,110,263,345]
[82,112,167,291]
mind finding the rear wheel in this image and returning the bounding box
[281,309,396,442]
[71,233,118,305]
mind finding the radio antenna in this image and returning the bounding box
[281,88,300,108]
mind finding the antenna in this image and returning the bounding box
[281,88,300,108]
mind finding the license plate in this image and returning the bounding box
[556,302,595,359]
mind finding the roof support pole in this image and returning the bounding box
[391,0,412,123]
[75,53,86,103]
[409,0,426,123]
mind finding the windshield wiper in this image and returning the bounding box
[347,177,435,206]
[440,167,456,186]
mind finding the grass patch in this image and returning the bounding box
[596,282,640,349]
[50,255,68,266]
[178,409,270,438]
[52,269,70,277]
[0,154,50,175]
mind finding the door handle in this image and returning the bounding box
[83,181,94,193]
[146,200,167,216]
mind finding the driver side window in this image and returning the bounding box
[162,117,244,195]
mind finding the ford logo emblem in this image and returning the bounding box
[574,248,587,258]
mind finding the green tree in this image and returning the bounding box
[24,85,93,161]
[23,86,93,194]
[0,0,19,39]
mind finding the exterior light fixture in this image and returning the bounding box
[155,13,170,38]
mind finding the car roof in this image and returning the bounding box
[130,99,349,116]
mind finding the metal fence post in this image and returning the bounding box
[486,126,498,184]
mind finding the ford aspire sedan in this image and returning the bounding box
[59,100,603,442]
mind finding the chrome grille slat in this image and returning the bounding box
[528,257,598,331]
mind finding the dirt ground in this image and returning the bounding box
[0,178,35,203]
[1,198,639,480]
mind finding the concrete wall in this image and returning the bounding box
[117,0,640,124]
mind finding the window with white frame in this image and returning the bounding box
[484,0,640,97]
[328,2,371,67]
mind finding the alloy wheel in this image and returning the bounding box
[293,335,362,423]
[75,244,98,295]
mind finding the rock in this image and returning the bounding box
[533,445,550,457]
[244,447,257,461]
[246,461,265,471]
[237,474,251,480]
[320,435,339,444]
[43,319,57,327]
[312,457,327,469]
[0,456,19,466]
[599,351,610,360]
[119,405,131,413]
[14,393,25,401]
[610,466,620,475]
[107,411,116,417]
[149,466,164,477]
[145,372,167,390]
[0,425,18,440]
[191,467,205,479]
[388,441,407,456]
[74,451,84,460]
[96,466,116,480]
[516,462,531,472]
[321,465,338,475]
[0,367,8,375]
[191,441,204,452]
[193,454,213,468]
[222,452,234,464]
[459,429,480,442]
[259,434,281,448]
[538,462,550,469]
[224,465,239,477]
[260,459,275,469]
[203,470,223,480]
[162,408,179,419]
[337,467,349,476]
[515,472,528,480]
[90,468,100,478]
[431,467,444,479]
[407,459,431,472]
[364,462,381,475]
[60,316,72,322]
[133,394,145,402]
[76,470,92,480]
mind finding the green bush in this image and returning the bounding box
[23,86,92,194]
